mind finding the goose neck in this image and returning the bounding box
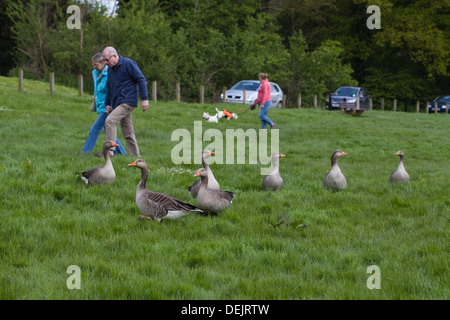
[138,166,149,190]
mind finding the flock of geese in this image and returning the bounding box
[81,141,410,222]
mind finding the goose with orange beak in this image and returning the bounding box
[262,152,286,191]
[188,150,219,198]
[389,150,409,183]
[323,150,347,192]
[193,168,234,215]
[81,141,118,185]
[128,159,202,222]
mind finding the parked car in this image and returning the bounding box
[326,86,371,110]
[220,80,284,108]
[427,95,450,113]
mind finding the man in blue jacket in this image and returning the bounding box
[103,46,149,157]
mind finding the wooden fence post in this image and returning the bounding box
[151,81,157,103]
[393,99,397,112]
[78,74,83,97]
[434,101,438,114]
[222,86,227,103]
[356,96,360,110]
[176,82,180,102]
[426,101,429,114]
[416,101,420,113]
[314,94,317,108]
[18,69,24,93]
[200,85,204,104]
[242,89,246,104]
[446,103,449,114]
[297,93,302,109]
[282,94,286,108]
[381,98,384,111]
[49,72,55,94]
[369,97,372,110]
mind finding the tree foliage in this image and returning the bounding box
[3,0,450,106]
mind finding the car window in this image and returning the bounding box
[271,84,279,92]
[336,87,358,97]
[231,82,260,91]
[438,96,450,102]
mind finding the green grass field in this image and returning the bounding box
[0,76,448,299]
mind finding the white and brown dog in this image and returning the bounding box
[202,112,219,123]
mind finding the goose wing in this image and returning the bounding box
[139,193,169,220]
[218,190,235,202]
[148,191,201,212]
[81,167,100,179]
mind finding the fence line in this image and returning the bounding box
[16,71,449,114]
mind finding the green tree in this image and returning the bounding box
[357,0,450,102]
[7,0,55,79]
[285,31,357,107]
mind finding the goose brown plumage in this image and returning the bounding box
[128,159,202,222]
[193,168,234,215]
[81,141,118,185]
[323,150,347,192]
[188,150,219,198]
[262,152,286,191]
[389,150,409,183]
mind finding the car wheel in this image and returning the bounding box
[276,101,282,108]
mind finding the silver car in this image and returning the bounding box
[220,80,284,108]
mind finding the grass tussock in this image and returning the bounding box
[0,76,448,299]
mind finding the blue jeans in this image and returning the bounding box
[81,112,127,155]
[258,100,273,128]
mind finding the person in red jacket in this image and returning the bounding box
[251,73,277,129]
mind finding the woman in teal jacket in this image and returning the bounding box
[81,53,126,156]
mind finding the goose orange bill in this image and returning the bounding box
[280,154,286,157]
[193,170,201,177]
[342,152,348,155]
[112,142,119,147]
[128,161,137,167]
[209,151,215,155]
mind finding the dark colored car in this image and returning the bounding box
[427,95,450,113]
[326,86,371,110]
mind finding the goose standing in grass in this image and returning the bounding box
[262,152,286,191]
[389,150,410,183]
[81,141,118,185]
[188,150,219,198]
[128,159,202,222]
[323,150,347,192]
[193,168,234,215]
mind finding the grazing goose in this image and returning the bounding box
[323,150,347,192]
[188,150,219,198]
[262,152,286,191]
[81,141,118,185]
[389,150,409,183]
[128,159,202,222]
[193,168,234,215]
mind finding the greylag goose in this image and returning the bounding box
[128,159,202,222]
[323,150,347,192]
[81,141,118,185]
[262,152,286,191]
[188,150,219,198]
[193,168,234,215]
[389,150,409,183]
